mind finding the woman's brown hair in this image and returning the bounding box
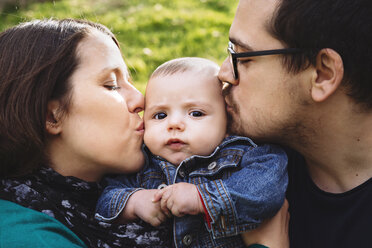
[0,19,119,177]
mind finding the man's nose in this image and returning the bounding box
[218,56,239,86]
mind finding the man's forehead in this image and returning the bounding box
[229,0,281,50]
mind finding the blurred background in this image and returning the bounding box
[0,0,237,92]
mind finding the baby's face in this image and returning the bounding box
[143,71,227,165]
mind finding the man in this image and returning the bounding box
[218,0,372,247]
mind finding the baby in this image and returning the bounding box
[96,57,288,248]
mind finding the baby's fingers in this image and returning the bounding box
[160,189,171,213]
[169,206,185,217]
[149,211,168,227]
[158,210,169,223]
[152,188,165,203]
[161,205,172,218]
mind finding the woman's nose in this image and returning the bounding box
[218,57,239,86]
[126,84,144,113]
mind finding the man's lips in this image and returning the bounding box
[226,103,234,113]
[224,96,234,111]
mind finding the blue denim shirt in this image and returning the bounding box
[96,136,288,248]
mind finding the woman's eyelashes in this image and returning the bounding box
[104,81,121,91]
[105,85,121,90]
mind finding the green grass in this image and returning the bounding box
[0,0,237,92]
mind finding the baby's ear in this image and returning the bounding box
[45,100,62,135]
[311,48,344,102]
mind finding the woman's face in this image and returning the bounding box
[48,30,145,181]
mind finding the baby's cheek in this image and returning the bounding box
[143,129,154,148]
[144,128,161,154]
[195,132,224,156]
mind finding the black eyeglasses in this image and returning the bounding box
[227,41,303,79]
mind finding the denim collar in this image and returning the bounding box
[144,135,257,170]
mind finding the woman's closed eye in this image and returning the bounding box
[104,81,121,90]
[105,85,121,90]
[153,112,167,120]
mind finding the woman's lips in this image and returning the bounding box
[135,122,144,134]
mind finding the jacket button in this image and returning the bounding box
[182,234,192,246]
[179,170,185,178]
[157,183,167,190]
[207,161,217,170]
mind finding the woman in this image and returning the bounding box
[0,19,171,247]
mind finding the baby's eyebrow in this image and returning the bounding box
[182,101,213,109]
[144,103,168,112]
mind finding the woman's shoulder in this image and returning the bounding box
[0,199,87,248]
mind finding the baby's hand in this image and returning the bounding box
[153,183,204,217]
[121,189,168,226]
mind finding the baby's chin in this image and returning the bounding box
[163,154,189,166]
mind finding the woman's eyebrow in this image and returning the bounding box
[96,67,122,81]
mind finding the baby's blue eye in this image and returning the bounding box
[154,112,167,120]
[189,111,204,117]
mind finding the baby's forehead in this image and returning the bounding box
[148,67,219,85]
[146,73,222,102]
[146,71,220,96]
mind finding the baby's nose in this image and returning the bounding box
[167,117,185,131]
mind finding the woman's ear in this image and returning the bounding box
[46,100,62,135]
[311,48,344,102]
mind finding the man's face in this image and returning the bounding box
[219,0,312,143]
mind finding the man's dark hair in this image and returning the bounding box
[0,19,119,177]
[269,0,372,108]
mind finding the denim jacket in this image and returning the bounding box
[96,136,288,248]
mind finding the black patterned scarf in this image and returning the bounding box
[0,167,172,248]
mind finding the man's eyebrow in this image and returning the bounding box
[229,37,254,52]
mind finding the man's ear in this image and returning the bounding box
[311,48,344,102]
[46,100,62,135]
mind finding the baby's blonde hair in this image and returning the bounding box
[150,57,219,79]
